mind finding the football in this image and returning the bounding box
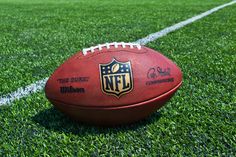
[45,42,182,125]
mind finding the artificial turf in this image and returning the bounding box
[0,0,235,156]
[0,0,230,95]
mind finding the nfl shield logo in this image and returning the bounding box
[99,58,133,98]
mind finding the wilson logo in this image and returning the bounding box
[60,86,85,93]
[99,58,133,98]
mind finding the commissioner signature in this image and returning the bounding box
[147,66,171,79]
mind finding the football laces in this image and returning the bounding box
[82,42,141,55]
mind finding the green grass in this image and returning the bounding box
[0,0,236,156]
[0,0,230,95]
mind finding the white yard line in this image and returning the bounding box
[0,78,48,105]
[136,0,236,45]
[0,1,235,106]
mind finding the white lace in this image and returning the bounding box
[82,42,141,55]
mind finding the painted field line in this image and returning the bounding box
[136,0,236,45]
[0,78,49,105]
[0,1,235,106]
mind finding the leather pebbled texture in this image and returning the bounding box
[45,44,182,125]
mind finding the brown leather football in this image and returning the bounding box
[45,42,182,125]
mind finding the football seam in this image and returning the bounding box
[47,81,182,110]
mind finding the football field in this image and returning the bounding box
[0,0,236,156]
